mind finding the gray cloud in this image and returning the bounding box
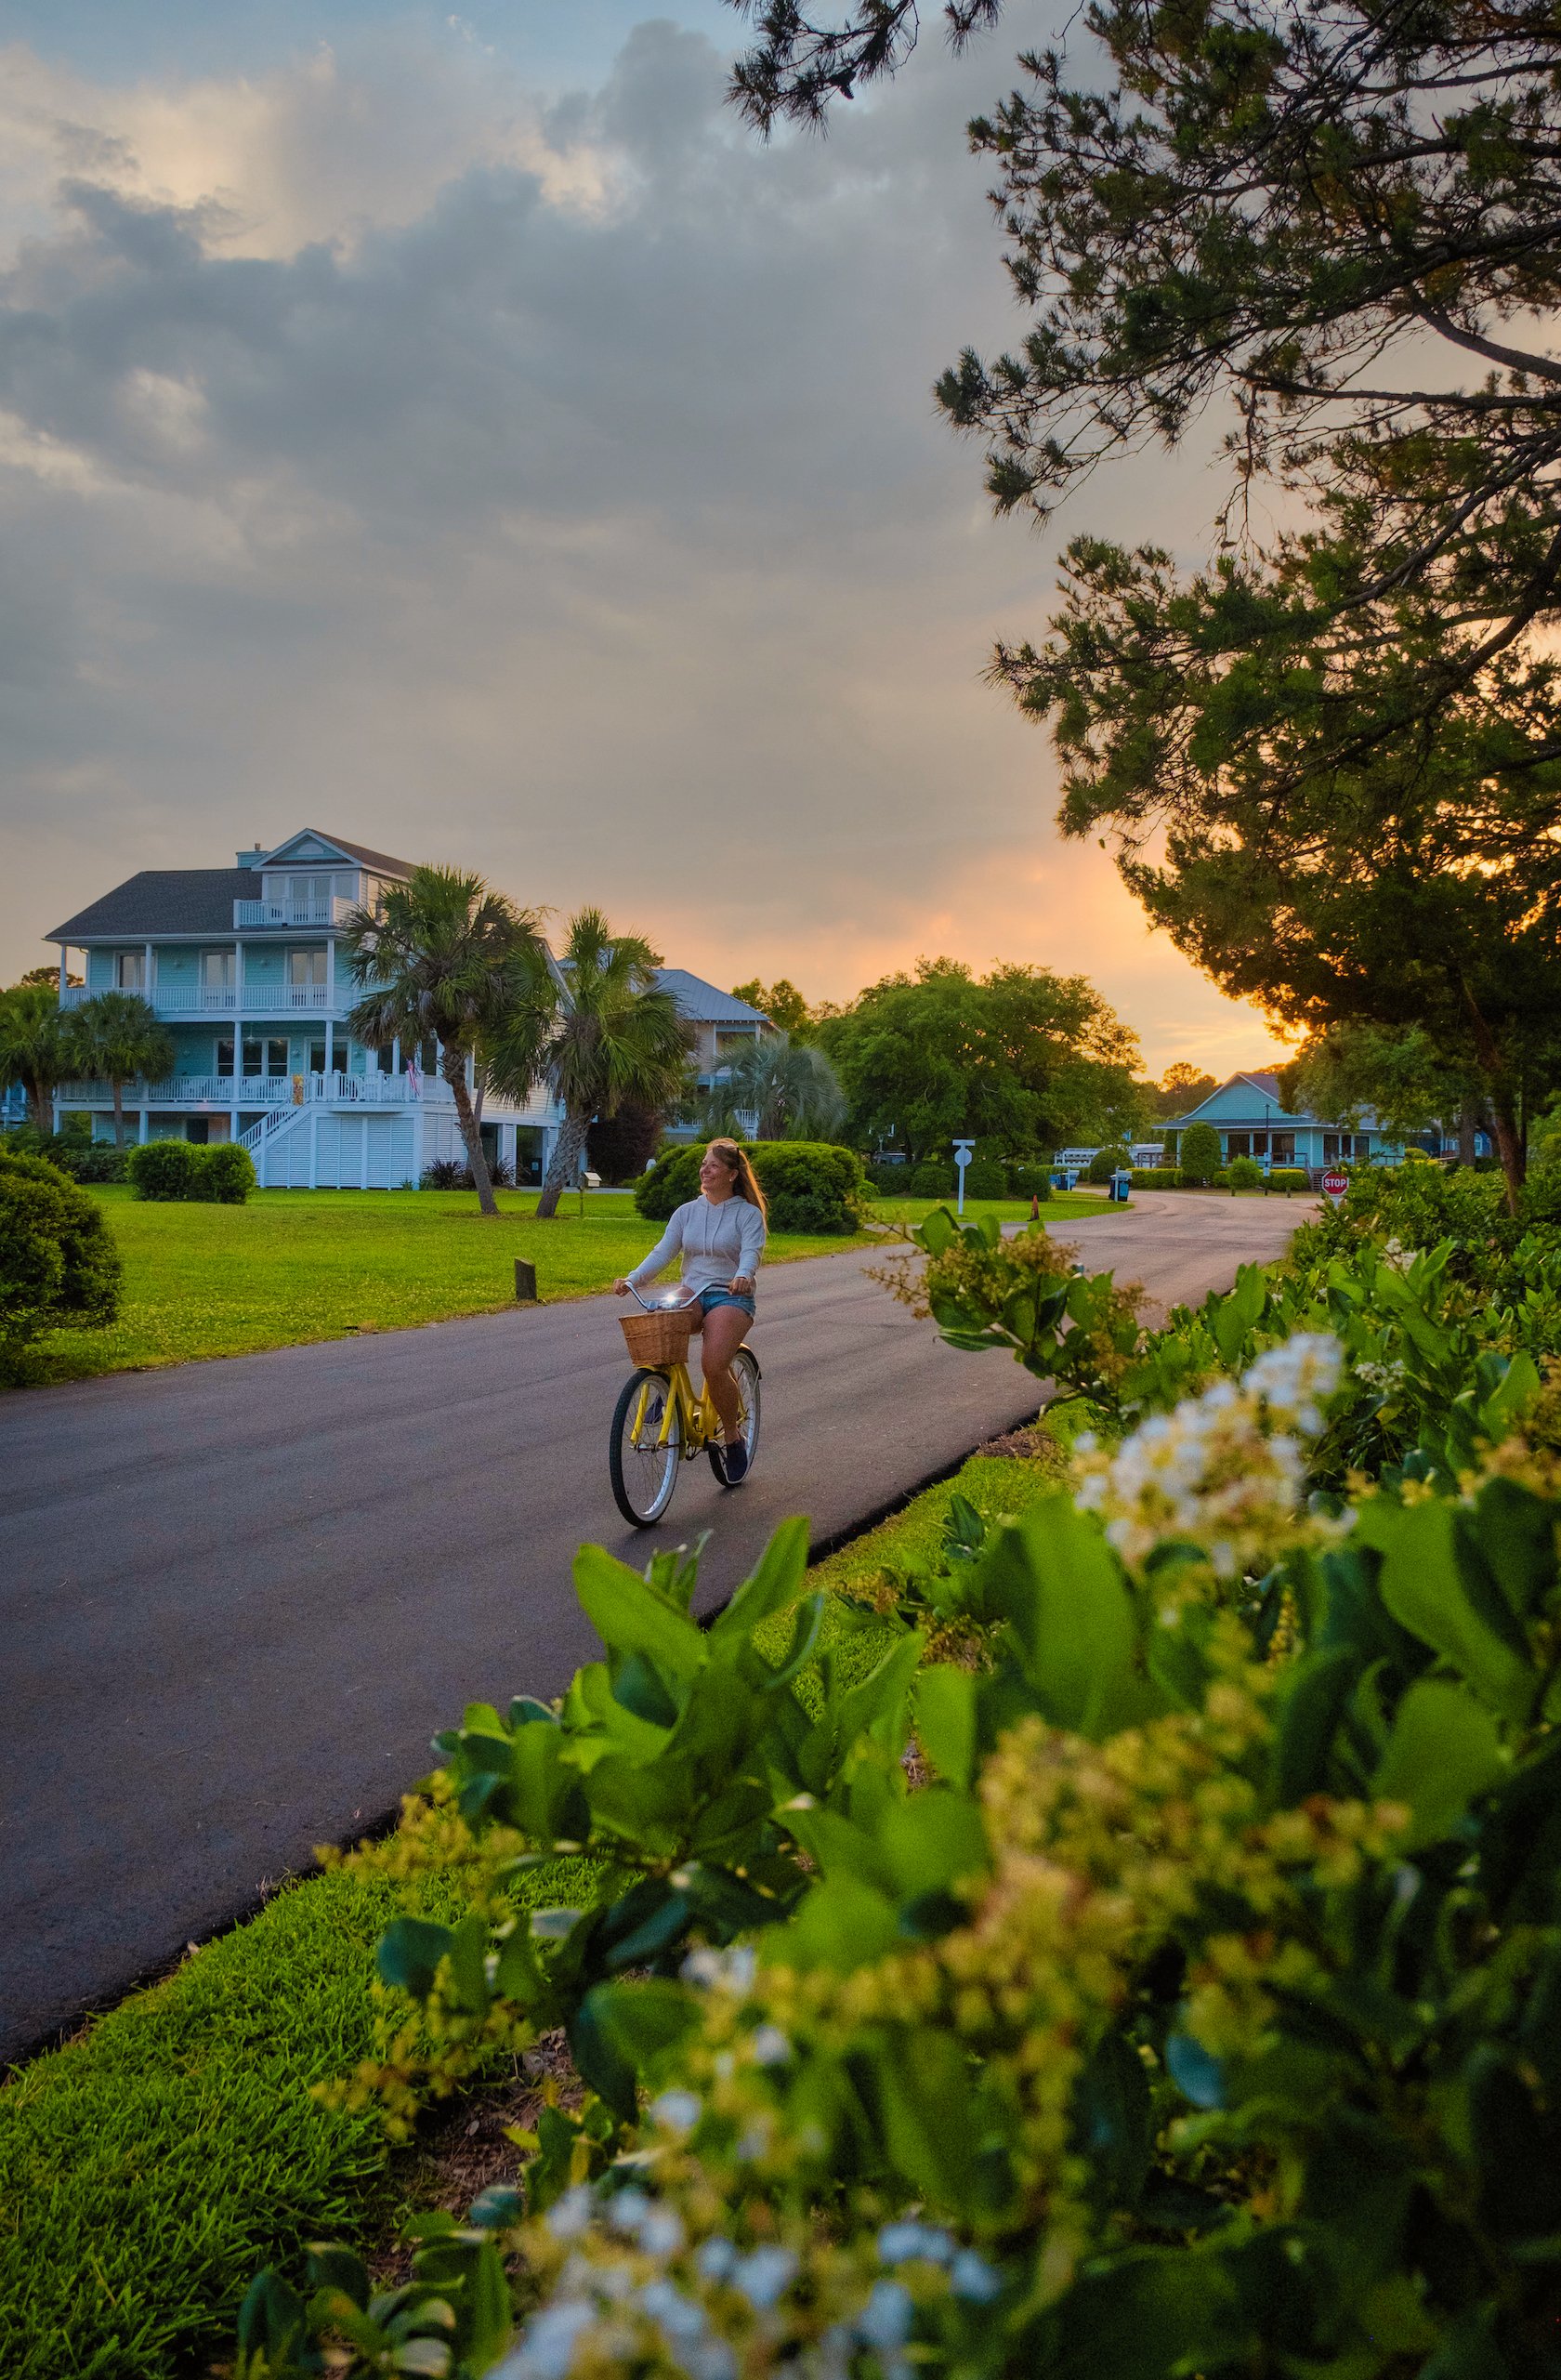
[0,13,1276,1069]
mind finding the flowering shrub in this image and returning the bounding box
[237,1324,1561,2377]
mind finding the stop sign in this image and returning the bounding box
[1321,1171,1349,1203]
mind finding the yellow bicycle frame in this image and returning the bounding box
[630,1362,744,1459]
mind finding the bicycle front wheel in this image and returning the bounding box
[610,1368,683,1527]
[709,1345,762,1487]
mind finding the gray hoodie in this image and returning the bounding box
[627,1193,767,1296]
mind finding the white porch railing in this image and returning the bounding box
[57,1072,456,1110]
[233,896,358,927]
[59,981,348,1017]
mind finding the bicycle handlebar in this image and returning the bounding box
[623,1282,708,1313]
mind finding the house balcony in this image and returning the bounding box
[58,1072,456,1111]
[60,981,350,1018]
[233,895,359,927]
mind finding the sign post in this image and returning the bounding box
[1320,1169,1349,1206]
[951,1138,975,1216]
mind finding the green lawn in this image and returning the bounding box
[20,1186,1121,1389]
[21,1188,864,1386]
[0,1447,1062,2380]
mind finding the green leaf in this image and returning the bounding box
[1072,2028,1152,2209]
[992,1497,1142,1737]
[877,1786,990,1900]
[1373,1678,1505,1849]
[710,1516,811,1644]
[872,2024,979,2206]
[572,1543,707,1688]
[767,1872,902,1973]
[915,1664,978,1789]
[376,1918,455,2003]
[306,2247,370,2311]
[1354,1499,1532,1722]
[1272,1647,1358,1805]
[1042,2246,1247,2380]
[582,1978,702,2091]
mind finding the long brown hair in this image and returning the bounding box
[705,1137,767,1222]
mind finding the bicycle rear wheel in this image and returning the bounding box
[610,1368,683,1527]
[709,1345,762,1487]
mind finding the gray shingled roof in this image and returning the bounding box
[653,969,770,1026]
[266,830,413,874]
[50,871,259,941]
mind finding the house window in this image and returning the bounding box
[116,952,145,990]
[1226,1133,1250,1159]
[1323,1132,1369,1163]
[1271,1133,1295,1164]
[288,948,326,989]
[216,1038,234,1079]
[308,1040,332,1074]
[202,951,234,992]
[287,874,334,914]
[242,1037,290,1078]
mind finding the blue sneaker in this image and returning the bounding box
[722,1440,749,1484]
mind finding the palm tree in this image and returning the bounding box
[343,866,544,1218]
[485,909,690,1221]
[0,983,79,1138]
[701,1033,846,1142]
[68,993,176,1149]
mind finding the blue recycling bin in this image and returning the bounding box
[1108,1169,1132,1203]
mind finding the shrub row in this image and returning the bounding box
[866,1156,1055,1202]
[635,1141,867,1234]
[0,1146,122,1381]
[125,1139,257,1203]
[235,1178,1561,2379]
[1127,1164,1313,1192]
[0,1124,128,1183]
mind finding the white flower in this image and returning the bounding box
[490,2297,594,2380]
[748,2025,791,2067]
[877,2220,953,2266]
[857,2280,914,2350]
[695,2236,737,2285]
[681,1944,756,1994]
[650,2088,702,2136]
[731,2246,798,2309]
[544,2188,594,2243]
[950,2250,1004,2303]
[636,2278,705,2344]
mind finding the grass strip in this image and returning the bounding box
[0,1445,1059,2379]
[20,1188,1116,1388]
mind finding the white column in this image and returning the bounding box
[144,940,153,996]
[309,1105,319,1190]
[138,1107,149,1144]
[58,948,67,996]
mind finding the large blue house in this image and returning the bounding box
[47,829,567,1188]
[1164,1070,1485,1176]
[45,828,772,1188]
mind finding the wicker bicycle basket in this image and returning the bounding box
[620,1307,695,1367]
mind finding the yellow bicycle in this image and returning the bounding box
[609,1284,762,1527]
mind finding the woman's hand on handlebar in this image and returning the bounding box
[613,1278,632,1296]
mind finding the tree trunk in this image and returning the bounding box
[112,1079,126,1151]
[444,1051,498,1216]
[535,1108,589,1219]
[1458,986,1524,1215]
[1458,1097,1478,1168]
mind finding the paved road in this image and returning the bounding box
[0,1191,1310,2062]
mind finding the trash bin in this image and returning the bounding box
[1108,1169,1132,1203]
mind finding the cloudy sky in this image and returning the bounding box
[0,0,1283,1073]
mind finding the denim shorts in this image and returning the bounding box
[699,1287,755,1320]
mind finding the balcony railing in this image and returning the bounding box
[58,1072,455,1110]
[60,980,347,1016]
[233,895,357,927]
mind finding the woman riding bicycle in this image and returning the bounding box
[613,1137,766,1482]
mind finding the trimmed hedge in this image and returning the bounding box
[1130,1167,1179,1189]
[634,1141,867,1234]
[1004,1161,1053,1201]
[1085,1142,1132,1184]
[963,1157,1007,1200]
[1268,1167,1312,1192]
[127,1140,256,1204]
[1179,1121,1222,1183]
[1227,1154,1265,1190]
[909,1160,955,1197]
[0,1147,121,1377]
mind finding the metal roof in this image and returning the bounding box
[653,969,770,1026]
